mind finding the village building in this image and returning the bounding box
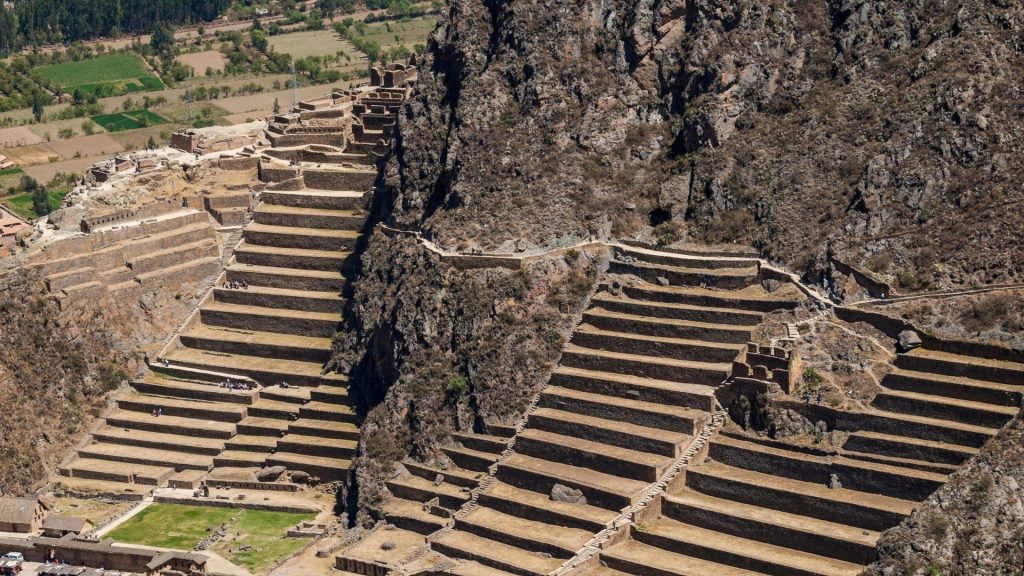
[0,205,31,256]
[0,496,47,533]
[41,516,93,538]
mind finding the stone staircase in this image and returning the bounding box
[411,246,803,576]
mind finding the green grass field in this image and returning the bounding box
[2,188,67,220]
[107,504,314,573]
[91,109,167,132]
[36,53,164,95]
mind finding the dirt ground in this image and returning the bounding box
[45,133,124,159]
[24,157,97,183]
[177,50,228,73]
[1,145,55,166]
[48,496,136,525]
[0,126,43,147]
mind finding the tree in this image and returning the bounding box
[81,120,95,135]
[72,88,84,105]
[273,97,280,114]
[31,186,51,217]
[146,136,156,149]
[151,22,174,57]
[31,93,45,122]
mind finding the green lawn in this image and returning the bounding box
[107,504,314,573]
[213,509,315,573]
[91,109,167,132]
[36,53,164,95]
[2,188,67,220]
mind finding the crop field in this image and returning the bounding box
[36,53,164,95]
[2,188,68,220]
[270,29,354,59]
[359,15,437,51]
[91,109,167,132]
[177,50,228,73]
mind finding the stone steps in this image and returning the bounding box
[663,489,879,565]
[842,430,979,467]
[405,460,484,489]
[583,308,753,344]
[872,387,1018,429]
[259,386,311,404]
[117,394,247,423]
[684,461,912,533]
[590,292,764,326]
[162,347,345,387]
[611,283,800,313]
[383,497,451,535]
[233,242,353,272]
[550,366,717,411]
[708,435,946,502]
[105,409,236,439]
[212,285,343,313]
[607,259,758,290]
[560,344,731,386]
[496,453,648,511]
[253,204,364,230]
[200,300,341,337]
[882,367,1023,407]
[452,432,509,455]
[264,452,351,481]
[614,246,760,271]
[247,398,301,420]
[442,445,500,473]
[224,434,278,453]
[226,263,347,292]
[214,450,267,468]
[179,323,332,363]
[276,434,357,459]
[261,189,365,210]
[288,419,360,440]
[299,401,356,422]
[600,540,766,576]
[236,416,290,437]
[632,519,864,576]
[92,426,225,456]
[128,239,219,275]
[431,530,564,576]
[310,384,350,403]
[571,326,744,364]
[131,375,256,405]
[80,442,213,471]
[896,348,1024,386]
[852,407,997,448]
[386,473,471,510]
[515,428,673,482]
[455,506,591,559]
[539,386,708,434]
[243,222,360,251]
[476,480,615,533]
[529,407,688,458]
[59,457,174,486]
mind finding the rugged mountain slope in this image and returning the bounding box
[381,0,1023,289]
[340,0,1024,567]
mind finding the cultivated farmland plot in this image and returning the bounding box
[36,53,164,95]
[92,110,167,132]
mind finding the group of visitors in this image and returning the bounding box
[226,280,249,290]
[150,408,163,417]
[220,379,252,391]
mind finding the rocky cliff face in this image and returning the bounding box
[382,0,1022,291]
[332,234,597,517]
